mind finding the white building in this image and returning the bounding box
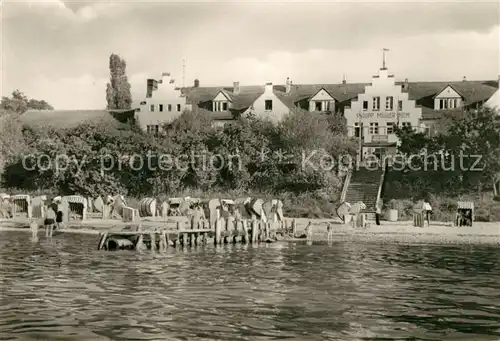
[133,72,192,133]
[344,66,423,160]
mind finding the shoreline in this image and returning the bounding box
[1,218,499,245]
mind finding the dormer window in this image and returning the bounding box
[213,101,229,111]
[438,98,459,110]
[434,85,463,110]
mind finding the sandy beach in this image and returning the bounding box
[1,217,499,245]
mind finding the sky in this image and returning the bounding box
[1,0,499,110]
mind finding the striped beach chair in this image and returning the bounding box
[10,194,32,219]
[63,195,87,220]
[456,201,474,227]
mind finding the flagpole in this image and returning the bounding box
[358,109,363,163]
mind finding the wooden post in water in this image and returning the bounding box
[159,230,167,251]
[201,220,207,244]
[222,218,229,244]
[150,231,156,251]
[214,218,222,245]
[135,234,144,251]
[251,219,258,243]
[173,221,181,247]
[98,232,108,250]
[227,216,236,244]
[241,220,248,244]
[259,221,264,242]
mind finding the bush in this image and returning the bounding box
[0,109,355,205]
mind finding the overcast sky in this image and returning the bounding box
[1,0,499,109]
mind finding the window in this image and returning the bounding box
[363,101,368,111]
[354,123,361,137]
[315,101,322,111]
[439,98,459,110]
[402,122,412,129]
[150,104,155,112]
[387,122,395,134]
[159,104,164,112]
[177,104,181,112]
[385,96,394,111]
[168,104,172,112]
[140,101,146,105]
[265,100,273,111]
[398,100,403,111]
[369,122,379,134]
[146,125,159,134]
[372,97,380,111]
[222,102,228,111]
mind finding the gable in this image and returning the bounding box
[213,91,232,102]
[310,88,335,101]
[485,89,500,110]
[435,85,462,99]
[248,90,290,111]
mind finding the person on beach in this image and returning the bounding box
[53,199,65,230]
[29,219,39,241]
[423,200,432,226]
[326,223,333,241]
[44,204,56,237]
[305,221,312,241]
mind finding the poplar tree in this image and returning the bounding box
[106,54,132,110]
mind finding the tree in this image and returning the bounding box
[0,90,53,115]
[106,54,132,110]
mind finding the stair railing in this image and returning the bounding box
[340,168,353,203]
[375,158,389,211]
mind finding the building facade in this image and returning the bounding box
[344,67,423,160]
[130,65,498,138]
[133,72,192,133]
[243,82,291,122]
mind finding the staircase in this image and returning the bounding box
[340,161,388,215]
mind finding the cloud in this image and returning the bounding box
[1,1,498,109]
[212,24,500,86]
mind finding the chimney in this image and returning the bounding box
[146,79,157,98]
[403,78,409,90]
[233,81,240,95]
[285,77,291,94]
[342,74,346,84]
[463,76,467,82]
[162,72,171,84]
[194,79,199,87]
[265,82,273,93]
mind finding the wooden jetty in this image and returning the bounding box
[97,217,297,251]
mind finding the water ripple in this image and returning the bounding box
[0,232,500,340]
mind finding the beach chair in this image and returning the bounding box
[412,201,425,227]
[455,201,474,227]
[10,194,32,219]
